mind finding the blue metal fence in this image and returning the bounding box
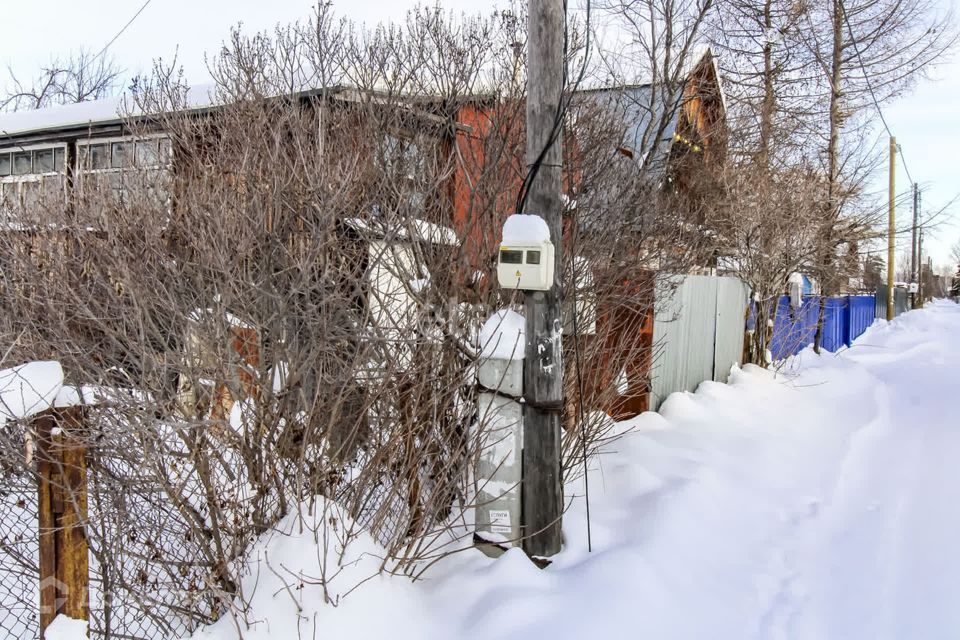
[847,295,876,343]
[768,295,877,360]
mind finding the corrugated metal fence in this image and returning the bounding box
[650,275,749,410]
[875,284,909,319]
[770,294,877,360]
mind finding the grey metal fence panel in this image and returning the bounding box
[895,287,909,316]
[651,275,749,411]
[713,278,750,383]
[651,275,716,410]
[875,285,910,318]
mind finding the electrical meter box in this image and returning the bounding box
[496,214,555,291]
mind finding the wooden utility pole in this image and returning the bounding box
[887,136,895,321]
[522,0,564,558]
[918,227,925,305]
[37,407,89,637]
[910,183,919,309]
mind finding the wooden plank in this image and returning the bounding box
[36,413,58,634]
[57,408,89,624]
[37,408,89,638]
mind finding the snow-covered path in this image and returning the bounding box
[194,300,960,640]
[436,300,960,640]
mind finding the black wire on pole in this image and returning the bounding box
[515,0,592,215]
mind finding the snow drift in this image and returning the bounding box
[190,300,960,639]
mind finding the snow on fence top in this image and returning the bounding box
[501,214,550,245]
[0,361,63,424]
[40,615,88,640]
[479,309,526,360]
[0,361,127,424]
[0,84,218,138]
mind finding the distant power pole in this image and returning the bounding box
[522,0,564,558]
[910,183,919,308]
[887,136,895,321]
[918,227,925,304]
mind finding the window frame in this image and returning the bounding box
[76,133,172,174]
[0,142,70,214]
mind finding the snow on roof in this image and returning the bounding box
[344,217,459,246]
[479,309,526,360]
[0,84,218,139]
[501,214,550,245]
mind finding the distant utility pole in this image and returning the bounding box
[522,0,564,558]
[910,183,919,309]
[887,136,896,321]
[918,227,925,305]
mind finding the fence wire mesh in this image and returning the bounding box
[0,454,38,640]
[0,407,249,640]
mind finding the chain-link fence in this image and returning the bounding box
[0,407,248,640]
[0,457,38,640]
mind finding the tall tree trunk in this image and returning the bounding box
[759,0,774,168]
[814,0,844,354]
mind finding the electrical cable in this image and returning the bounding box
[570,236,593,553]
[95,0,155,62]
[515,0,592,215]
[74,0,154,81]
[839,0,916,187]
[567,0,595,554]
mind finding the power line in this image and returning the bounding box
[839,2,917,188]
[94,0,155,62]
[75,0,154,79]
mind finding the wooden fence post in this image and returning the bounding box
[36,407,89,637]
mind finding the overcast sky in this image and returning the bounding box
[1,0,957,267]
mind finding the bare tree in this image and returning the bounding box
[799,0,955,349]
[1,50,122,112]
[593,0,718,177]
[0,4,714,636]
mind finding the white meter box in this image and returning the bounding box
[496,214,555,291]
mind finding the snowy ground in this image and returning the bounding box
[192,300,960,640]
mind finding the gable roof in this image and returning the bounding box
[575,48,726,172]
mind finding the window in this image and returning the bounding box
[0,183,14,209]
[13,152,31,175]
[0,153,10,177]
[500,249,523,265]
[86,144,110,170]
[21,181,40,209]
[34,149,55,173]
[159,138,172,163]
[526,250,541,265]
[42,175,64,198]
[111,142,132,169]
[135,140,159,167]
[54,148,65,172]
